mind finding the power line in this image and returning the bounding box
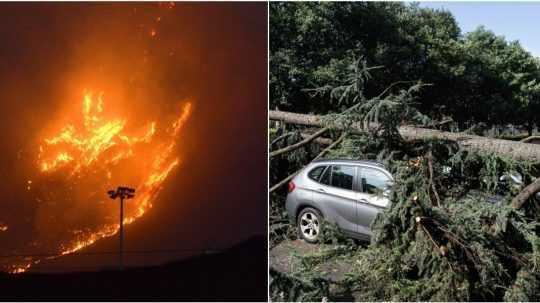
[0,248,226,258]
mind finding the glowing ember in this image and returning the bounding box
[8,90,192,273]
[10,264,30,274]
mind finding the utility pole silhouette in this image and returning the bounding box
[107,186,135,270]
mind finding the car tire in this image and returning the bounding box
[297,207,322,244]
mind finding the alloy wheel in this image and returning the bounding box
[299,211,320,241]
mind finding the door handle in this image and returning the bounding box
[359,198,368,204]
[318,188,326,193]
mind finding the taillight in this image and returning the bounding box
[288,181,296,193]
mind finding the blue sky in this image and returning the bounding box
[417,2,540,57]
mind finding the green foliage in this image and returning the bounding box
[317,220,357,247]
[447,150,536,194]
[270,268,331,302]
[270,129,540,301]
[345,81,431,142]
[279,142,538,301]
[504,269,540,301]
[270,2,540,132]
[304,57,379,106]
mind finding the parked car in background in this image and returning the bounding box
[285,159,393,243]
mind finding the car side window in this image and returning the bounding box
[319,166,331,185]
[330,165,355,190]
[362,168,391,195]
[308,166,326,182]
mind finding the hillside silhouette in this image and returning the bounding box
[0,235,267,301]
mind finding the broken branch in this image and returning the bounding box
[511,177,540,209]
[269,132,346,193]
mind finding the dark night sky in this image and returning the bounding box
[0,2,267,271]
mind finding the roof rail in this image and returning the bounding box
[311,158,386,167]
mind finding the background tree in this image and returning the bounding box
[270,2,540,133]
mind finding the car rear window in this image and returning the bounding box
[308,166,326,181]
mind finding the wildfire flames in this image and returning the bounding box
[39,91,159,175]
[7,91,192,273]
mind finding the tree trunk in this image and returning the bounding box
[511,178,540,209]
[269,110,540,162]
[520,136,540,143]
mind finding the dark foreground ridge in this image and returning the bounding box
[0,235,267,301]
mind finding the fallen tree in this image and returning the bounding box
[269,60,540,301]
[270,131,540,301]
[269,110,540,162]
[270,109,540,300]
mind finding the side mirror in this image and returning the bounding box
[500,172,523,185]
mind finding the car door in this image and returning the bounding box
[356,166,393,237]
[312,165,359,235]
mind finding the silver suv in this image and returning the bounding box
[285,159,393,243]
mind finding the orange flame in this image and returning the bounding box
[9,91,192,273]
[39,91,160,175]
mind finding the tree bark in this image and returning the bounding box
[271,132,333,148]
[520,135,540,143]
[511,178,540,209]
[269,110,540,162]
[300,134,333,145]
[270,127,328,158]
